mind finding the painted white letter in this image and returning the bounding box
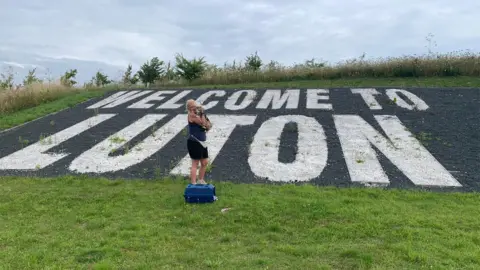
[69,114,185,173]
[157,90,192,109]
[256,89,300,109]
[248,115,328,182]
[128,91,177,109]
[351,88,382,110]
[195,90,226,110]
[306,89,332,110]
[0,114,116,170]
[224,90,257,110]
[386,89,429,110]
[87,91,152,109]
[169,114,257,175]
[333,114,460,187]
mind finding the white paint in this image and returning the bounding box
[224,90,257,111]
[306,89,332,110]
[351,88,382,110]
[248,115,328,182]
[69,114,186,173]
[87,91,152,109]
[157,90,192,109]
[0,114,116,170]
[256,89,300,109]
[333,114,461,187]
[195,90,226,110]
[128,91,177,109]
[386,89,430,110]
[170,114,257,175]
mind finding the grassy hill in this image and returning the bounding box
[1,51,480,269]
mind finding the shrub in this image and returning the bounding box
[174,53,207,82]
[137,57,164,87]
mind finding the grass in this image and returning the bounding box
[1,176,480,269]
[2,76,480,131]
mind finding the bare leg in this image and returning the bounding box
[190,159,199,184]
[198,158,208,184]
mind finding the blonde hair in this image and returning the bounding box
[186,99,197,112]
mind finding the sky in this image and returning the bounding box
[1,0,479,84]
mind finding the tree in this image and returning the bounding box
[122,64,139,86]
[92,70,112,87]
[0,66,15,90]
[137,57,164,87]
[164,61,177,81]
[60,69,77,87]
[174,53,207,82]
[245,51,262,71]
[23,68,42,86]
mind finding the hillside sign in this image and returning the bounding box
[0,87,477,190]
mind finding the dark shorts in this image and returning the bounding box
[187,139,208,160]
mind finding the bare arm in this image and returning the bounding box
[188,111,207,126]
[202,114,212,130]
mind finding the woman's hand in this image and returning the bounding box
[202,114,212,131]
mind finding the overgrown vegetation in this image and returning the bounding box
[1,33,480,116]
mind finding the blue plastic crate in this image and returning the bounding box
[184,184,217,203]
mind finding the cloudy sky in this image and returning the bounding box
[1,0,479,84]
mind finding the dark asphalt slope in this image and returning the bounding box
[0,87,478,192]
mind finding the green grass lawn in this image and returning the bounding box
[1,176,480,269]
[2,76,480,131]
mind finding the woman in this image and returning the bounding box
[186,99,212,185]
